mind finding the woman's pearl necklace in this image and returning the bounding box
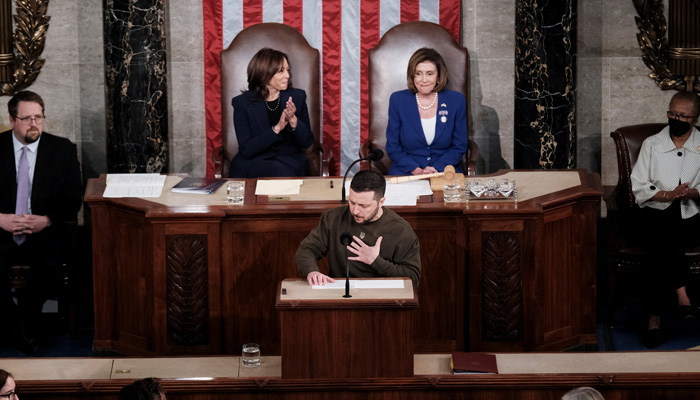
[416,92,438,110]
[266,96,281,111]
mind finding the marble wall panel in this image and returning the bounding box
[167,0,204,63]
[78,0,105,64]
[578,0,602,58]
[168,60,205,176]
[78,63,106,144]
[471,58,514,173]
[42,0,78,63]
[473,0,515,60]
[170,139,206,177]
[461,0,476,51]
[577,58,603,174]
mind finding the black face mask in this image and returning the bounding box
[668,118,691,137]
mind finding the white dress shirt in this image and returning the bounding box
[631,126,700,219]
[12,133,41,214]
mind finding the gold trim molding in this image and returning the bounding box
[0,0,50,96]
[633,0,699,92]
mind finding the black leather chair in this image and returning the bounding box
[212,23,332,178]
[359,21,480,175]
[607,124,700,322]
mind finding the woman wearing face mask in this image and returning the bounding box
[630,90,700,348]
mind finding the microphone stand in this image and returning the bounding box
[340,232,353,298]
[340,149,384,203]
[343,258,351,298]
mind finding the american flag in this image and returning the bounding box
[203,0,461,177]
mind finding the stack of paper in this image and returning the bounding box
[103,174,166,198]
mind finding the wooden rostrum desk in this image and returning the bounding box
[85,169,602,356]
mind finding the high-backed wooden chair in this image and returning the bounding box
[607,124,700,322]
[213,23,331,178]
[360,21,480,174]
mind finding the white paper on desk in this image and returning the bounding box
[383,180,433,206]
[103,185,164,198]
[103,173,166,198]
[255,179,303,195]
[312,279,405,289]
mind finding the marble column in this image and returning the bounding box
[104,0,168,173]
[514,0,577,169]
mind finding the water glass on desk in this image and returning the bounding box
[242,343,260,367]
[443,182,461,203]
[227,181,245,205]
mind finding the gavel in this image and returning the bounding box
[388,165,456,184]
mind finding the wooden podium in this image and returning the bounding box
[276,278,418,379]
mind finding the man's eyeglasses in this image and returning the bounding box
[14,115,44,125]
[0,390,18,399]
[667,110,698,122]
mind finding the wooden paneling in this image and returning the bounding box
[85,170,602,356]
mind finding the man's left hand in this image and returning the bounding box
[15,214,51,235]
[347,236,382,265]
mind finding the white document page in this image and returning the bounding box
[255,179,303,195]
[103,174,166,198]
[312,279,405,289]
[383,180,433,206]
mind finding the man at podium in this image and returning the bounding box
[295,170,421,286]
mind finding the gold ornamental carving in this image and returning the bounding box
[634,0,700,92]
[0,0,50,95]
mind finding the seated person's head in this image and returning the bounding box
[247,47,292,99]
[0,370,17,400]
[406,47,449,94]
[561,387,605,400]
[118,377,165,400]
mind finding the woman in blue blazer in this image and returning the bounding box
[385,48,468,176]
[229,48,315,178]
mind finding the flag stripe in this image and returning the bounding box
[401,0,419,22]
[243,0,263,27]
[203,0,224,178]
[360,1,381,150]
[206,0,461,177]
[284,0,303,31]
[322,1,342,176]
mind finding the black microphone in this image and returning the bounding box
[340,149,384,203]
[340,232,353,298]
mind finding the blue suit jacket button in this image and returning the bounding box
[427,157,431,161]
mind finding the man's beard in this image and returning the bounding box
[24,129,41,143]
[355,205,380,224]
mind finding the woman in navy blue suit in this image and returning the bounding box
[229,48,315,178]
[385,48,468,176]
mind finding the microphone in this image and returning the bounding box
[340,232,353,298]
[340,149,384,203]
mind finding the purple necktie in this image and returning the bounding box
[14,146,29,245]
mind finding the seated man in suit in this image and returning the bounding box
[295,170,421,286]
[0,91,83,353]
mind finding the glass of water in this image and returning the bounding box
[242,343,260,367]
[227,181,245,205]
[443,182,461,203]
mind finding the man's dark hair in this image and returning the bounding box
[8,90,45,118]
[0,369,12,390]
[670,91,700,116]
[350,170,386,200]
[118,378,164,400]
